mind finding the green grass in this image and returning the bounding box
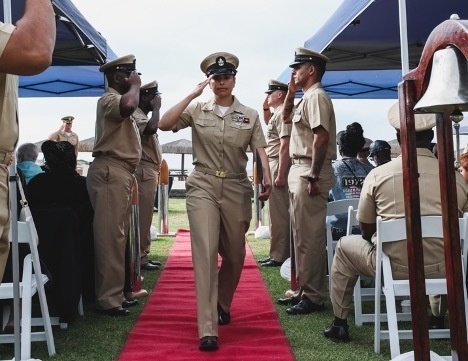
[2,198,453,360]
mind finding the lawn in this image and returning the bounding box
[2,198,453,360]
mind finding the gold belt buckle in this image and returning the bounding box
[215,170,226,178]
[6,154,13,166]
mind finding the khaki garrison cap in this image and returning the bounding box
[200,52,239,77]
[61,116,74,124]
[265,79,288,94]
[289,47,330,68]
[140,80,161,95]
[388,102,436,131]
[99,54,138,73]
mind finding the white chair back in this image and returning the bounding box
[374,214,468,359]
[326,198,359,292]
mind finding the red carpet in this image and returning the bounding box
[118,229,295,361]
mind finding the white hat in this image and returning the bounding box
[388,102,436,131]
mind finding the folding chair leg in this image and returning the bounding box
[354,278,363,326]
[385,290,401,359]
[21,255,33,360]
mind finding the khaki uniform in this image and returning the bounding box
[265,105,291,262]
[175,96,266,338]
[288,82,336,305]
[331,148,468,319]
[86,87,142,310]
[133,107,162,264]
[0,23,18,282]
[49,130,79,154]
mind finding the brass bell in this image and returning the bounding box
[414,46,468,113]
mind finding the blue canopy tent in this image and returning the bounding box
[278,0,467,99]
[0,0,117,97]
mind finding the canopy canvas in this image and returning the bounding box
[1,0,117,97]
[278,0,467,99]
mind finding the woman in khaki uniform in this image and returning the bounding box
[159,52,271,352]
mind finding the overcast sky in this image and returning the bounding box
[16,0,432,164]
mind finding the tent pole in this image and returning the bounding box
[398,0,410,75]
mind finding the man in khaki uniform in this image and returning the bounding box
[259,79,291,267]
[86,55,142,316]
[159,52,271,352]
[280,48,336,315]
[324,104,468,342]
[48,116,79,156]
[0,0,55,282]
[134,81,162,271]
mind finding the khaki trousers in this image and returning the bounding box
[135,164,159,264]
[268,159,290,262]
[186,170,253,338]
[87,157,135,310]
[0,165,10,282]
[331,235,447,319]
[288,163,333,305]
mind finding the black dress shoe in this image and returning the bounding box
[122,299,139,308]
[429,315,445,329]
[277,296,300,306]
[258,257,270,263]
[98,307,130,317]
[199,336,218,351]
[261,260,283,267]
[148,259,162,266]
[286,297,325,315]
[141,262,160,271]
[217,304,231,325]
[324,320,350,342]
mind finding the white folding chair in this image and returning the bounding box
[346,206,383,326]
[326,198,359,292]
[374,215,468,359]
[0,216,55,359]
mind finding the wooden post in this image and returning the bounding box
[401,18,468,360]
[399,83,430,360]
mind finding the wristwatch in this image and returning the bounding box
[307,176,319,183]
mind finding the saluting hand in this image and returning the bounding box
[127,70,141,87]
[190,76,212,99]
[287,72,300,94]
[151,95,162,111]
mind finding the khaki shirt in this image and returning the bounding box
[133,107,162,169]
[0,22,18,153]
[174,96,266,174]
[358,148,468,270]
[290,82,336,162]
[92,87,141,169]
[52,131,79,147]
[266,104,292,159]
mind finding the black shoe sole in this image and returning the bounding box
[199,339,218,351]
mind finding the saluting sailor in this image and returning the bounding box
[86,54,142,317]
[48,116,79,156]
[159,51,271,352]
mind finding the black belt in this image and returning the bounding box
[194,166,247,179]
